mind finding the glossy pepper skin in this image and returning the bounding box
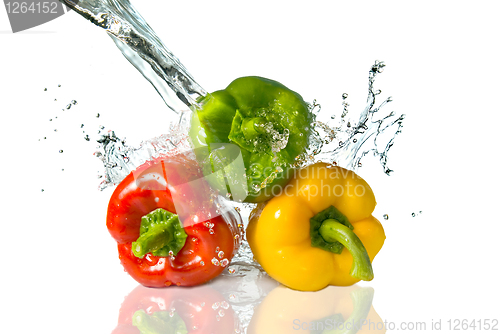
[246,163,385,291]
[189,76,314,203]
[107,154,241,288]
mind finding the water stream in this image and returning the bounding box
[60,0,205,113]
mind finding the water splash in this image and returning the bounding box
[307,60,405,174]
[95,109,192,189]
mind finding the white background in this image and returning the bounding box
[1,0,499,333]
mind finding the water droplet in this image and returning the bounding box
[374,89,381,95]
[96,113,100,118]
[218,309,225,317]
[71,100,78,105]
[58,84,61,87]
[44,88,47,91]
[59,150,63,153]
[54,99,57,101]
[81,124,84,128]
[209,229,214,235]
[412,212,416,217]
[66,104,72,110]
[342,93,348,99]
[41,189,44,192]
[54,129,57,132]
[353,139,357,143]
[228,267,236,274]
[49,119,52,121]
[200,261,205,266]
[383,214,389,220]
[215,247,220,253]
[218,251,225,259]
[168,250,174,256]
[358,162,362,167]
[211,257,220,266]
[212,302,220,310]
[220,258,229,267]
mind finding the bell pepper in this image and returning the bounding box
[112,284,237,334]
[106,153,242,288]
[189,76,314,203]
[246,163,385,291]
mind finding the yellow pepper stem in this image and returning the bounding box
[319,219,374,281]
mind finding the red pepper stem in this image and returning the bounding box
[319,219,374,281]
[132,224,174,258]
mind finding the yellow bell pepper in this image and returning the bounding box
[247,163,385,291]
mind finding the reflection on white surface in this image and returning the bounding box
[112,268,278,333]
[248,285,385,334]
[113,283,238,333]
[112,267,384,334]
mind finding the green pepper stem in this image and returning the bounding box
[241,117,267,139]
[132,224,173,258]
[319,219,374,281]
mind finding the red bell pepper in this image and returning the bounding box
[107,153,242,287]
[111,284,237,334]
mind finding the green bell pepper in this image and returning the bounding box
[189,76,314,203]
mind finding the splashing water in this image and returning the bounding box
[95,110,192,189]
[307,60,405,175]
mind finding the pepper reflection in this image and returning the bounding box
[248,285,385,334]
[112,284,238,334]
